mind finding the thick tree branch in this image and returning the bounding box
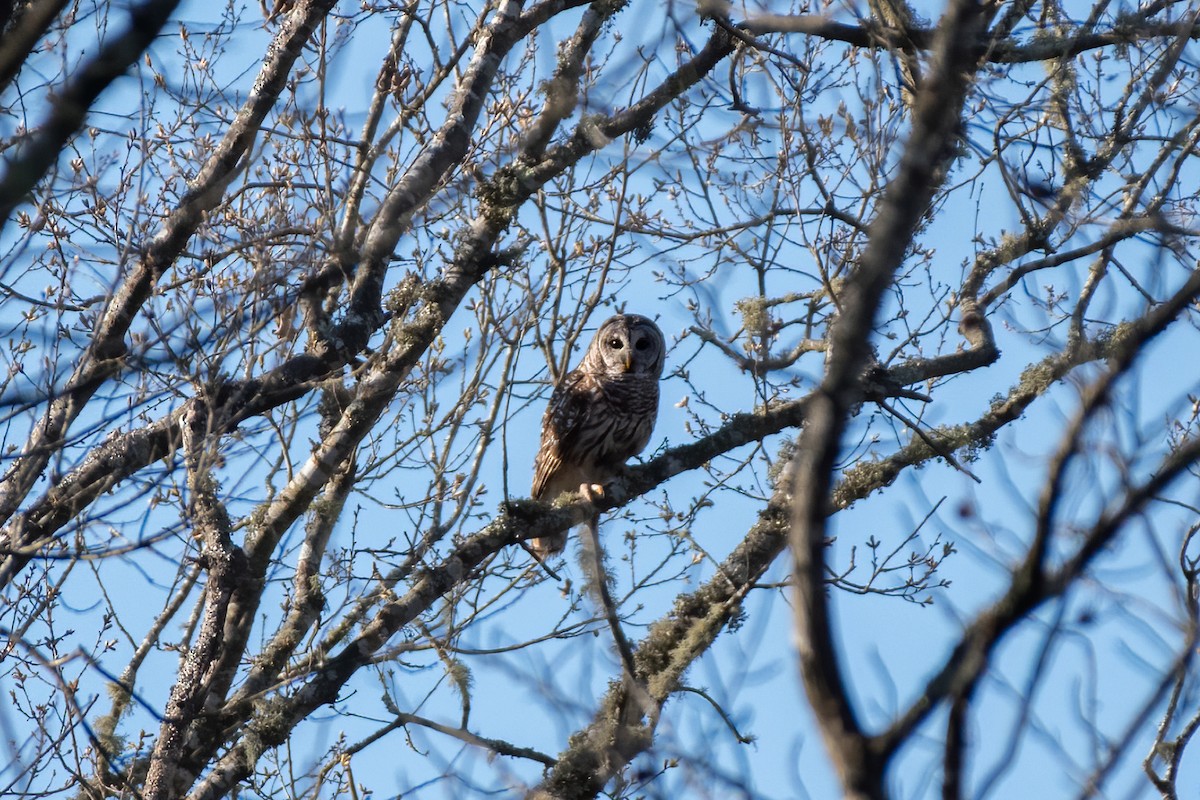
[735,6,1200,64]
[144,401,243,800]
[788,1,996,797]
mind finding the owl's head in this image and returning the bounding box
[582,314,665,378]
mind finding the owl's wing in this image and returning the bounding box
[531,371,590,499]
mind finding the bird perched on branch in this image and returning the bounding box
[530,314,665,558]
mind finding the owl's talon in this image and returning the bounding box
[579,483,605,503]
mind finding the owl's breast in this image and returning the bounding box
[586,375,658,465]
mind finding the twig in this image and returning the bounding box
[876,398,981,483]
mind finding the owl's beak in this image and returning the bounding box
[622,352,633,372]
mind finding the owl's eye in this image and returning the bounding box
[634,338,650,351]
[608,338,624,350]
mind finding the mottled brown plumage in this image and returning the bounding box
[530,314,665,557]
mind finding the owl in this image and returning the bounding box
[530,314,666,557]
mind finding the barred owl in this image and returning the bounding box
[530,314,665,557]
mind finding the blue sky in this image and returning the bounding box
[3,0,1200,798]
